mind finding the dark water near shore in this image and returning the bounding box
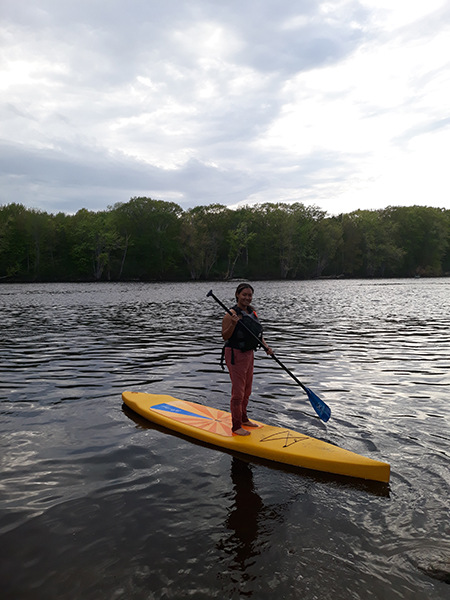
[1,280,450,600]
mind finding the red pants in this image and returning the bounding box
[225,347,254,431]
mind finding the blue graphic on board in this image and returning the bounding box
[151,403,211,420]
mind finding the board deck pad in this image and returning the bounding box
[122,391,390,483]
[150,400,235,436]
[151,400,309,445]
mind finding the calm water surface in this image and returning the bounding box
[1,280,450,599]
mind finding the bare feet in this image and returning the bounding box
[242,421,258,428]
[233,428,251,436]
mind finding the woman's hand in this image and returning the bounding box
[222,311,240,340]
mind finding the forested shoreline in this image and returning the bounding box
[1,198,449,282]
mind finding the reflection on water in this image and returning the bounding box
[219,458,267,595]
[1,280,450,599]
[226,459,264,560]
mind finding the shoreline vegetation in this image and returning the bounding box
[1,198,449,283]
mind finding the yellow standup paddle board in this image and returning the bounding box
[122,391,390,483]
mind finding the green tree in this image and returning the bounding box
[247,203,325,278]
[180,204,230,279]
[111,197,183,279]
[313,217,343,277]
[386,206,449,276]
[342,210,405,277]
[225,221,256,279]
[2,200,449,282]
[67,209,123,280]
[25,208,53,279]
[0,210,14,278]
[0,204,33,278]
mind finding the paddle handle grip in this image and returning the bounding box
[207,289,232,316]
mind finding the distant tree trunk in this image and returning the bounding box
[118,233,130,280]
[225,223,255,279]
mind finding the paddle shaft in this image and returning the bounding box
[207,289,308,394]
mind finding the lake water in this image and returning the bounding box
[1,279,450,600]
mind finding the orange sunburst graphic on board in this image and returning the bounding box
[150,400,234,437]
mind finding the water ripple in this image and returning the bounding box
[1,280,450,599]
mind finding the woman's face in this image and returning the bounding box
[236,287,253,307]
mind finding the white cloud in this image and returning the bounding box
[361,0,448,31]
[0,0,449,215]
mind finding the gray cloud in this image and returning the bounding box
[0,134,350,214]
[1,0,450,216]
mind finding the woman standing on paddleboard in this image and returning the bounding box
[222,283,273,436]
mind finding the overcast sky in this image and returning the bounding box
[1,0,450,216]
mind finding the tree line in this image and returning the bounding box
[0,197,449,281]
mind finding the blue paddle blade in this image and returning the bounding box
[305,387,331,422]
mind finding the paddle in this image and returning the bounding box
[207,290,331,423]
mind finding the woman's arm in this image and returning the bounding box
[222,310,239,340]
[261,337,274,355]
